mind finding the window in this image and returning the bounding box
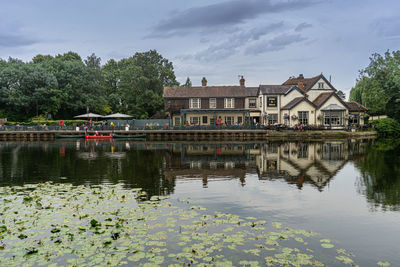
[237,116,243,124]
[209,98,216,109]
[323,111,343,126]
[202,116,208,124]
[225,116,234,125]
[210,117,215,125]
[349,114,359,125]
[298,111,309,125]
[224,98,235,108]
[174,117,181,126]
[249,98,256,108]
[268,114,278,125]
[259,97,263,108]
[297,144,309,158]
[190,116,200,125]
[189,98,201,109]
[318,82,324,89]
[267,97,277,107]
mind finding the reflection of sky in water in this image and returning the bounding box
[0,139,399,265]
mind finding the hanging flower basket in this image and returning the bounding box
[291,115,298,120]
[345,114,350,119]
[317,115,322,120]
[283,114,289,119]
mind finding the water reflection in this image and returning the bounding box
[0,139,399,209]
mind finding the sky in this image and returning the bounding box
[1,0,399,97]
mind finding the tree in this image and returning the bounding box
[337,90,345,100]
[350,50,400,117]
[182,77,192,87]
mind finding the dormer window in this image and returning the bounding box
[318,82,324,89]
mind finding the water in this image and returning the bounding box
[0,138,399,265]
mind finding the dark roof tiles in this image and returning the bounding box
[164,86,247,98]
[259,85,292,95]
[345,101,368,111]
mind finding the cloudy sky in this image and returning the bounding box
[1,0,399,96]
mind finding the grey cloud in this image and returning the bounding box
[148,0,317,38]
[194,22,284,62]
[0,33,37,47]
[372,17,400,39]
[245,33,307,55]
[295,22,312,32]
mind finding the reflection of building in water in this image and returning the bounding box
[256,140,369,190]
[164,143,259,187]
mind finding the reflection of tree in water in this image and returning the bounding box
[0,141,175,197]
[354,139,400,211]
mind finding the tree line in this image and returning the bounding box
[350,50,400,121]
[0,50,179,121]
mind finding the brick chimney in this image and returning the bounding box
[240,76,245,87]
[201,77,207,86]
[298,74,304,79]
[297,81,304,91]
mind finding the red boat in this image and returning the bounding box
[85,135,113,140]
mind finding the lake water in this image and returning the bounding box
[0,138,399,265]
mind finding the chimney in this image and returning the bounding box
[240,76,245,87]
[297,81,304,91]
[298,74,304,79]
[201,77,207,86]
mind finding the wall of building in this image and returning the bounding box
[281,101,317,127]
[315,97,348,128]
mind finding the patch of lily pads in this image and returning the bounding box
[0,182,390,266]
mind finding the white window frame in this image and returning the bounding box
[224,98,235,108]
[189,98,201,109]
[249,98,256,108]
[209,98,216,109]
[190,116,200,125]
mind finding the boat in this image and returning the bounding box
[112,134,147,139]
[55,134,85,139]
[85,135,113,140]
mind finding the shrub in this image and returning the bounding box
[373,118,400,136]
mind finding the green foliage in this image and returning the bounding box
[336,90,345,100]
[350,50,400,117]
[0,50,177,121]
[182,77,192,87]
[373,118,400,136]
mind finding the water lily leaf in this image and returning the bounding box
[321,243,334,249]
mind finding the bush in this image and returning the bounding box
[373,118,400,136]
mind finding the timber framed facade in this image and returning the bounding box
[163,74,367,129]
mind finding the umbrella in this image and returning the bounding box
[74,113,103,119]
[103,113,133,118]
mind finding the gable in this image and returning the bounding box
[309,76,335,91]
[318,95,347,111]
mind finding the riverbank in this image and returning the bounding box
[0,129,377,141]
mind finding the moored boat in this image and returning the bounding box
[112,134,147,139]
[85,135,113,140]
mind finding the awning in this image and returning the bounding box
[321,104,346,111]
[103,113,133,118]
[74,113,103,118]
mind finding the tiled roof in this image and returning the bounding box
[281,97,316,110]
[164,86,247,98]
[312,92,334,107]
[246,87,259,97]
[345,101,368,112]
[259,85,292,95]
[282,75,321,91]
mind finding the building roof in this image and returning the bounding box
[246,87,259,97]
[345,101,368,112]
[282,75,321,91]
[259,85,292,95]
[312,92,333,107]
[163,86,247,98]
[282,74,336,92]
[321,104,346,111]
[281,97,316,110]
